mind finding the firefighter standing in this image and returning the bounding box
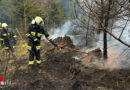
[0,23,17,50]
[0,22,2,46]
[26,16,57,67]
[0,22,2,30]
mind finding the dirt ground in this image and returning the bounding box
[0,37,129,90]
[0,50,130,90]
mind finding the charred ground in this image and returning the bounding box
[0,37,130,90]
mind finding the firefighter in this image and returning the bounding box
[0,23,17,50]
[0,23,2,46]
[0,22,2,30]
[26,16,57,67]
[0,22,2,47]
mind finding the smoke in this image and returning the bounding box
[107,20,130,69]
[49,20,89,46]
[96,19,130,70]
[50,21,72,39]
[102,48,130,70]
[50,19,130,70]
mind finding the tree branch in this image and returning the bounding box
[85,0,130,47]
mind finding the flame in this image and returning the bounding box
[58,37,65,47]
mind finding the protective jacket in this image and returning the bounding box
[0,29,16,49]
[26,24,51,47]
[0,28,16,49]
[26,24,52,64]
[0,25,2,30]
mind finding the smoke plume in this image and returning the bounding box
[50,19,130,70]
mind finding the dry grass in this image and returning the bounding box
[15,39,28,60]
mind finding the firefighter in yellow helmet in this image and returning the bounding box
[0,22,2,30]
[26,16,57,68]
[0,23,17,50]
[0,22,2,47]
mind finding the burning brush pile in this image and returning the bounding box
[45,36,78,55]
[54,36,76,49]
[45,36,102,65]
[54,36,74,47]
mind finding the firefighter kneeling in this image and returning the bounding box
[0,23,16,51]
[26,16,57,67]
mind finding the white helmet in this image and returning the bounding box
[31,19,35,24]
[2,23,8,28]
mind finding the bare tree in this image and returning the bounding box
[70,0,130,59]
[24,0,27,32]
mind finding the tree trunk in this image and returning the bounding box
[24,0,27,32]
[98,0,104,34]
[86,14,90,46]
[103,29,107,59]
[103,0,112,59]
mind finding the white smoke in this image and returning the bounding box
[50,21,72,39]
[96,19,130,69]
[49,19,130,69]
[49,20,88,46]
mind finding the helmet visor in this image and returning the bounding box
[39,21,43,25]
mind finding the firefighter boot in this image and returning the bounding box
[28,60,34,68]
[36,60,42,68]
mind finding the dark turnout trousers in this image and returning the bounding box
[28,44,41,65]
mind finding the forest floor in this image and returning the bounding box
[0,37,130,90]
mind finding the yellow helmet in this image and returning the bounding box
[2,23,8,28]
[34,16,43,25]
[34,16,44,25]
